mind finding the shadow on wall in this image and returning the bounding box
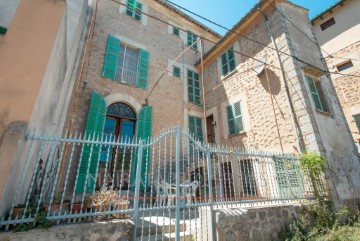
[259,68,281,96]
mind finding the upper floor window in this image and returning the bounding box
[173,26,180,37]
[187,70,201,105]
[102,35,149,89]
[305,76,329,113]
[173,66,181,78]
[221,47,236,76]
[187,31,198,50]
[320,17,335,31]
[188,115,203,141]
[337,61,353,72]
[0,26,7,36]
[226,101,244,135]
[126,0,142,21]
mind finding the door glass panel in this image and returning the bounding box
[100,118,116,162]
[121,120,135,142]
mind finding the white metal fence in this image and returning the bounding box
[0,126,317,240]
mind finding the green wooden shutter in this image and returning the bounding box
[306,76,323,111]
[126,0,135,17]
[131,106,152,190]
[137,49,150,89]
[226,105,236,134]
[274,158,302,198]
[102,35,120,80]
[233,101,244,132]
[76,91,106,193]
[188,115,203,141]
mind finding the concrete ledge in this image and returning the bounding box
[0,219,134,241]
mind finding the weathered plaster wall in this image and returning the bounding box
[0,0,67,217]
[312,0,360,55]
[0,219,134,241]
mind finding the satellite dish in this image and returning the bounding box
[253,57,266,76]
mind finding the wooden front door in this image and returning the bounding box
[206,115,216,144]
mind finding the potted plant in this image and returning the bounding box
[90,187,128,219]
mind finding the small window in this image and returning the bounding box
[0,26,7,35]
[353,114,360,132]
[173,66,181,78]
[173,27,180,37]
[320,17,335,31]
[226,101,244,135]
[126,0,142,21]
[221,47,236,76]
[187,31,198,50]
[337,61,353,72]
[188,115,203,141]
[306,76,329,113]
[187,70,201,105]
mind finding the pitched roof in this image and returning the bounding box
[153,0,221,38]
[311,0,347,24]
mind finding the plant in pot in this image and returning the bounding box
[90,187,128,219]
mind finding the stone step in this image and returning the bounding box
[135,222,186,236]
[134,231,192,241]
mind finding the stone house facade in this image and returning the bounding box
[63,0,360,207]
[198,0,360,207]
[312,0,360,146]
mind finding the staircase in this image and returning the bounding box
[134,216,192,241]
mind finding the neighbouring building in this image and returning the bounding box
[312,0,360,147]
[0,0,89,216]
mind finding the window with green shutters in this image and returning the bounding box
[306,76,329,112]
[76,91,106,193]
[131,106,152,190]
[187,70,201,105]
[226,101,244,135]
[187,31,198,50]
[188,115,203,141]
[221,47,236,76]
[126,0,142,21]
[353,114,360,132]
[102,35,150,89]
[173,66,181,78]
[0,26,7,35]
[173,26,180,37]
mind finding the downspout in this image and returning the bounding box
[258,8,304,153]
[199,37,208,144]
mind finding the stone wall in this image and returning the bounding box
[0,219,134,241]
[220,205,300,241]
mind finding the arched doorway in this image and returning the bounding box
[99,102,136,189]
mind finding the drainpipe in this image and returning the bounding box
[258,8,304,153]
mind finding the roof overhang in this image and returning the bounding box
[195,0,288,69]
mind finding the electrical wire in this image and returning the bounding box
[164,0,360,78]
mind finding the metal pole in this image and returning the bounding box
[258,8,304,152]
[133,141,143,241]
[206,148,216,241]
[175,126,181,241]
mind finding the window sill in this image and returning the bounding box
[228,131,247,138]
[315,109,333,118]
[221,69,237,81]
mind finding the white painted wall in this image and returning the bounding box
[0,0,20,28]
[313,0,360,55]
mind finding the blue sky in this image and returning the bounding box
[168,0,340,35]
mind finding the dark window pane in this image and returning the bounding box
[320,17,335,31]
[337,61,353,72]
